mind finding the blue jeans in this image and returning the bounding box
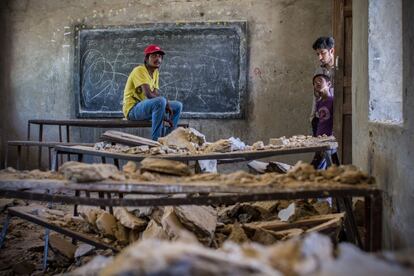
[128,97,183,141]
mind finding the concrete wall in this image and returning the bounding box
[0,0,331,169]
[353,0,414,249]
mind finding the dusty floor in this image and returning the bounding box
[0,199,113,275]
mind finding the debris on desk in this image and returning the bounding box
[267,134,336,149]
[122,161,137,173]
[0,159,375,186]
[158,127,206,152]
[59,162,125,182]
[140,158,193,176]
[203,139,232,153]
[0,166,63,180]
[49,233,77,260]
[284,161,375,185]
[96,128,337,156]
[252,140,265,150]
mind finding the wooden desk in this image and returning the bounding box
[0,177,382,253]
[26,119,189,168]
[52,143,338,170]
[6,141,94,170]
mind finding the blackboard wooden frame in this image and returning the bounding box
[73,21,248,119]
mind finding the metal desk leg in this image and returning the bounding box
[107,193,113,214]
[66,125,70,143]
[48,147,52,170]
[51,149,59,171]
[59,126,64,165]
[113,158,119,169]
[59,125,62,142]
[17,145,22,170]
[98,192,106,211]
[343,197,363,248]
[77,154,83,162]
[101,157,106,164]
[4,145,8,168]
[365,192,383,251]
[26,122,31,168]
[0,214,11,248]
[38,124,43,169]
[73,190,81,217]
[43,228,50,271]
[337,197,362,248]
[65,125,71,161]
[27,122,31,140]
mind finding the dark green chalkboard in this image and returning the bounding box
[74,22,248,119]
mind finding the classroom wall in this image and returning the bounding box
[0,0,331,169]
[353,0,414,249]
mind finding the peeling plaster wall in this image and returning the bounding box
[353,0,414,249]
[0,0,331,168]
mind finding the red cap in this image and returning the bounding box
[144,44,165,55]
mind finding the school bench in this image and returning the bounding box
[21,119,189,169]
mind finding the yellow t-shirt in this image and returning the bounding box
[122,65,159,117]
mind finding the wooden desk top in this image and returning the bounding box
[0,177,380,207]
[28,119,189,128]
[54,143,338,162]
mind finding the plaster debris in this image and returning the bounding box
[174,205,217,239]
[203,139,232,153]
[59,162,125,182]
[94,129,337,156]
[160,207,198,243]
[113,207,147,231]
[95,212,118,238]
[0,161,375,187]
[87,232,413,276]
[49,234,77,260]
[278,202,296,222]
[158,127,206,152]
[140,158,192,176]
[122,161,137,174]
[74,244,95,259]
[142,219,168,240]
[252,140,265,150]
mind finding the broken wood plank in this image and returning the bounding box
[101,130,161,147]
[244,213,345,232]
[306,214,344,233]
[174,205,217,238]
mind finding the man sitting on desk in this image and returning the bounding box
[123,44,183,141]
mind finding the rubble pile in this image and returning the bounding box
[0,159,375,187]
[24,195,340,252]
[0,167,62,180]
[59,162,126,182]
[93,128,337,156]
[67,233,414,276]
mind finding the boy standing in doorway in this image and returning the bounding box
[311,73,339,168]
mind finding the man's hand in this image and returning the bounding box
[165,104,173,117]
[164,118,173,128]
[141,84,160,98]
[165,103,174,128]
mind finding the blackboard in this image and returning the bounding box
[74,22,248,119]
